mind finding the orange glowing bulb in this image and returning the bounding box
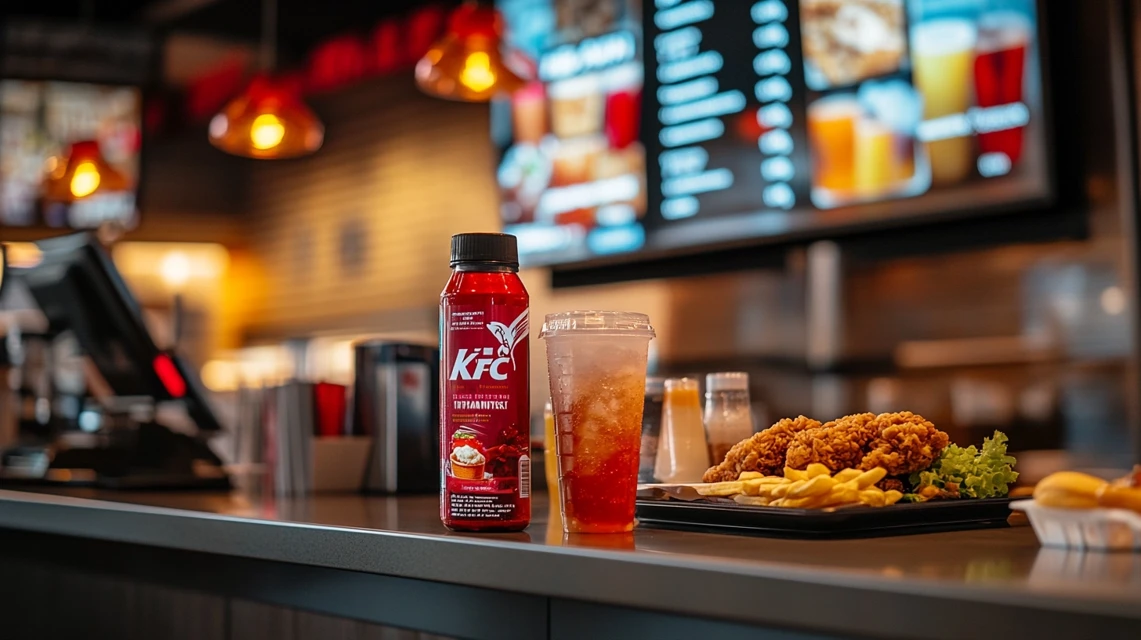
[69,161,101,198]
[459,52,496,93]
[250,113,286,150]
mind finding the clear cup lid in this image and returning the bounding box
[539,310,655,339]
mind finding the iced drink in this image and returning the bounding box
[854,118,896,196]
[975,12,1031,166]
[541,311,655,533]
[807,95,860,192]
[911,19,978,186]
[548,74,604,139]
[512,82,548,145]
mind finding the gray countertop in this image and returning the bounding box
[1,487,1140,639]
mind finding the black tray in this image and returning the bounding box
[635,496,1021,538]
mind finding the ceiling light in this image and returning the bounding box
[209,76,323,159]
[209,0,323,159]
[416,2,528,102]
[42,140,129,203]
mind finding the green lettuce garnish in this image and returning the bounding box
[909,431,1019,499]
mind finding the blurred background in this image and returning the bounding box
[0,0,1138,490]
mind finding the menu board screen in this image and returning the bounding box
[497,0,1050,267]
[0,80,141,230]
[495,0,647,265]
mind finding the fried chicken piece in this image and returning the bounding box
[784,411,950,478]
[701,416,821,482]
[878,478,905,493]
[785,413,879,473]
[861,411,949,477]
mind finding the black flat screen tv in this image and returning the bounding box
[494,0,1052,269]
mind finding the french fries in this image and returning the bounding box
[694,481,744,497]
[692,466,904,510]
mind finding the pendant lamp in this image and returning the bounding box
[42,140,130,203]
[415,2,527,102]
[209,0,323,158]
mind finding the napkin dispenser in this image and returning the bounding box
[352,341,439,493]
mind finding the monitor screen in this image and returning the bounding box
[21,233,221,431]
[0,80,141,229]
[497,0,1051,268]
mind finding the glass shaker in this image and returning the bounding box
[654,377,710,483]
[704,372,754,465]
[639,377,664,483]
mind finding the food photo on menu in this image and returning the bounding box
[804,0,1040,208]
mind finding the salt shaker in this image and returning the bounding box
[704,372,754,465]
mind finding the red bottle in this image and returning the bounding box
[440,233,530,531]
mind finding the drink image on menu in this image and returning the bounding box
[911,18,977,186]
[975,10,1032,167]
[908,0,1038,185]
[807,80,925,207]
[803,0,1040,208]
[808,95,861,194]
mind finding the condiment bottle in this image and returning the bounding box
[704,372,754,464]
[543,398,559,492]
[639,377,664,483]
[654,377,710,483]
[440,233,530,531]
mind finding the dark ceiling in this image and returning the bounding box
[1,0,455,62]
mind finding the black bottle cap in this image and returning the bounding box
[450,233,519,268]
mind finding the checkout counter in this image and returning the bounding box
[0,237,1139,639]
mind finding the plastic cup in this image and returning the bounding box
[540,311,656,533]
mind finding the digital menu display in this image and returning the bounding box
[497,0,1050,267]
[494,0,647,265]
[0,81,141,229]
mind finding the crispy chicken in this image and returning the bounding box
[785,411,949,478]
[861,411,950,477]
[702,416,821,482]
[785,413,879,472]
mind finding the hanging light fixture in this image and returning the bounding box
[42,140,130,203]
[209,0,323,159]
[415,1,528,102]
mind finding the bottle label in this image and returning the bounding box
[441,304,530,523]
